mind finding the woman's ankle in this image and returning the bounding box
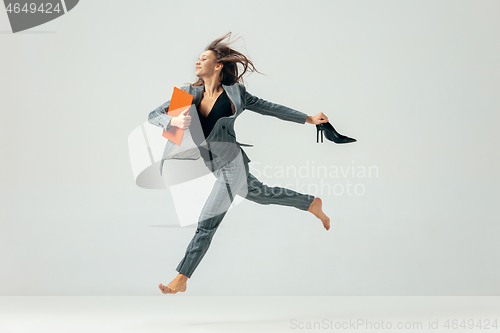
[176,273,189,281]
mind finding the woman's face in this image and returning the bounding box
[195,50,222,79]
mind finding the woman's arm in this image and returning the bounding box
[239,84,308,124]
[147,86,189,130]
[148,100,174,131]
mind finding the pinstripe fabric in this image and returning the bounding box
[148,82,315,278]
[175,150,315,278]
[175,150,248,278]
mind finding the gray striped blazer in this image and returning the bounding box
[148,82,308,175]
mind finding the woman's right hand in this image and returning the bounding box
[170,107,191,129]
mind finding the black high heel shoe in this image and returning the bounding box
[316,122,357,144]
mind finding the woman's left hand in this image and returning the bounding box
[306,112,329,125]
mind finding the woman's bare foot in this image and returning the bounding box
[308,197,330,230]
[159,273,188,294]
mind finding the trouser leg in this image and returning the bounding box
[175,152,247,278]
[237,170,315,211]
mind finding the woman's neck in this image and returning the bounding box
[202,78,223,98]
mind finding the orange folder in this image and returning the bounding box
[162,87,194,146]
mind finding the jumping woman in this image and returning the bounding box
[148,32,356,294]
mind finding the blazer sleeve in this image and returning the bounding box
[239,83,307,124]
[148,85,189,130]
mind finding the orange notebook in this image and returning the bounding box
[162,87,194,146]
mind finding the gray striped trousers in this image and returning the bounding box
[175,150,315,278]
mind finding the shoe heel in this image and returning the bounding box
[316,125,324,143]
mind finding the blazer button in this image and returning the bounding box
[222,126,225,129]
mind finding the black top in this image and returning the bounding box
[197,89,233,139]
[194,89,233,161]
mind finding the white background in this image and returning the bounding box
[1,0,499,295]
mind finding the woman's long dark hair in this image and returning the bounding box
[190,32,264,87]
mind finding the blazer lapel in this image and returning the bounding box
[190,85,204,106]
[222,83,242,116]
[188,83,242,116]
